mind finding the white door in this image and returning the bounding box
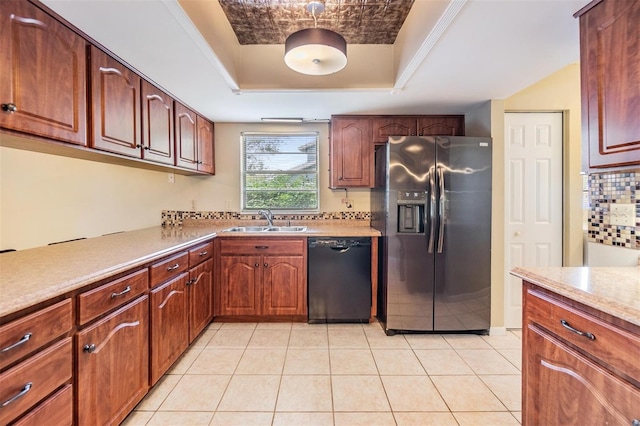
[504,112,563,328]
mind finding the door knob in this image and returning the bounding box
[514,231,521,236]
[1,103,17,113]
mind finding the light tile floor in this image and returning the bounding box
[123,322,522,426]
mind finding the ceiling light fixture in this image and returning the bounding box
[284,2,347,76]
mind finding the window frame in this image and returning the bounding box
[240,131,320,213]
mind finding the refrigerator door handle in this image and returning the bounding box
[437,165,445,253]
[427,165,436,253]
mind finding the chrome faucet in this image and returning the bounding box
[258,209,274,227]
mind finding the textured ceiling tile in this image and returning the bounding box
[218,0,414,45]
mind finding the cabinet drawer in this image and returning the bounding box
[0,338,72,425]
[526,288,640,382]
[12,384,72,426]
[189,241,213,266]
[0,299,72,370]
[78,269,149,325]
[219,238,305,255]
[150,252,189,287]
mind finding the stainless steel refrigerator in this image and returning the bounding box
[372,136,492,334]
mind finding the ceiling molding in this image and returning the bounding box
[163,0,240,92]
[393,0,467,91]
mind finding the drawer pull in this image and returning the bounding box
[83,344,96,353]
[1,333,32,353]
[198,251,208,256]
[632,420,640,426]
[1,382,32,407]
[110,286,131,299]
[167,263,180,271]
[255,246,269,249]
[254,263,259,268]
[560,319,596,340]
[264,263,268,268]
[186,278,195,286]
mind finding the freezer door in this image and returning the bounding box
[384,137,436,331]
[434,137,492,331]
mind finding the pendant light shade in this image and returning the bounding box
[284,28,347,75]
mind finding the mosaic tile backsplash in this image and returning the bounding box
[162,210,371,228]
[587,169,639,249]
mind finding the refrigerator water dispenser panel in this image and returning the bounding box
[397,191,426,234]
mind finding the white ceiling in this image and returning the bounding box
[42,0,589,123]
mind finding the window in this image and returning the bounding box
[241,132,319,211]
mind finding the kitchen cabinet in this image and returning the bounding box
[217,238,307,319]
[175,101,198,170]
[196,115,215,174]
[0,0,87,146]
[149,252,189,384]
[330,116,373,188]
[371,115,465,143]
[89,46,142,158]
[187,242,214,342]
[0,299,73,425]
[576,0,640,169]
[142,80,175,165]
[522,281,640,425]
[76,276,149,426]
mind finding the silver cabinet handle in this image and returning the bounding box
[1,103,18,113]
[1,382,32,407]
[110,286,131,299]
[1,333,32,353]
[167,263,180,271]
[560,319,595,340]
[83,344,96,353]
[198,251,208,256]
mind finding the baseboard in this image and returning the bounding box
[489,327,507,336]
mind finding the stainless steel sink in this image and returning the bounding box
[223,226,307,233]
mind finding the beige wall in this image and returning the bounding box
[0,122,364,250]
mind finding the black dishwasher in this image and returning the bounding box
[308,237,371,323]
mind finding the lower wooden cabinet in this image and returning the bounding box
[217,238,306,319]
[12,384,73,426]
[188,258,213,342]
[150,273,189,385]
[523,282,640,425]
[76,296,149,426]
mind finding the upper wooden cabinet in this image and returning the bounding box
[196,115,215,175]
[330,116,373,188]
[90,46,142,157]
[142,80,174,165]
[175,102,198,170]
[576,0,640,169]
[371,115,465,143]
[0,0,87,145]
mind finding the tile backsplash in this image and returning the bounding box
[162,210,371,227]
[587,169,639,249]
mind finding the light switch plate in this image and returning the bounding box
[610,203,636,227]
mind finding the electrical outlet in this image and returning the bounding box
[610,203,636,227]
[167,172,175,183]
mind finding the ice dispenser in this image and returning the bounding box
[397,191,426,233]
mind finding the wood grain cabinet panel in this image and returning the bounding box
[175,101,198,170]
[371,117,417,143]
[577,0,640,168]
[416,115,465,136]
[262,255,306,316]
[219,255,262,316]
[76,296,149,426]
[142,80,174,165]
[12,384,73,426]
[330,116,372,188]
[90,46,142,157]
[150,273,189,385]
[188,258,213,342]
[0,0,87,145]
[196,115,215,174]
[0,337,72,426]
[0,299,72,370]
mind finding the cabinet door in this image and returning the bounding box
[0,1,87,145]
[141,80,174,165]
[219,255,261,316]
[330,117,372,188]
[196,115,215,174]
[150,274,189,385]
[524,324,640,425]
[90,46,142,157]
[76,296,149,426]
[371,117,416,143]
[580,0,640,168]
[188,258,213,343]
[417,116,464,136]
[175,101,198,170]
[262,255,306,316]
